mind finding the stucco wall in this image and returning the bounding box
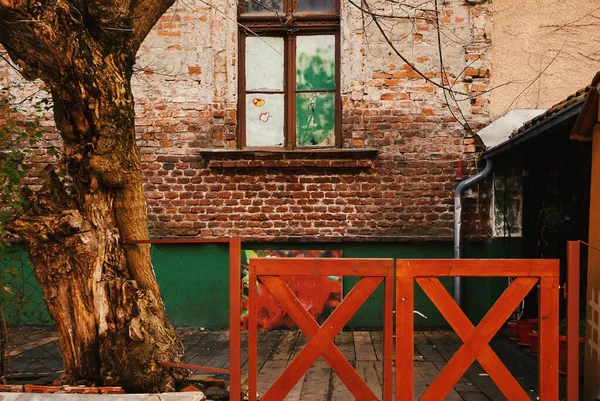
[490,0,600,118]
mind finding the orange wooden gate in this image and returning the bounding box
[396,259,560,401]
[248,258,394,401]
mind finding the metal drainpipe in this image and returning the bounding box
[453,158,493,307]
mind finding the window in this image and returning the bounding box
[238,0,340,149]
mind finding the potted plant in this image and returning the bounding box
[558,317,586,375]
[516,318,538,346]
[507,320,519,341]
[528,318,586,373]
[529,330,539,353]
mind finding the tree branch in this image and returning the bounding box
[129,0,176,53]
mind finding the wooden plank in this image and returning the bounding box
[202,332,231,369]
[432,360,474,393]
[257,331,281,371]
[416,361,463,401]
[375,359,398,400]
[539,276,559,401]
[180,328,211,354]
[330,366,355,401]
[355,361,382,398]
[249,266,258,401]
[270,332,300,361]
[383,265,394,401]
[242,330,281,398]
[566,241,580,401]
[8,328,56,348]
[289,332,308,362]
[585,125,600,401]
[395,272,414,401]
[334,331,355,361]
[371,331,384,361]
[257,360,288,400]
[354,331,377,361]
[229,237,242,401]
[7,335,59,357]
[286,334,307,401]
[401,259,559,277]
[298,357,330,401]
[415,332,444,362]
[225,330,248,370]
[285,372,305,401]
[460,391,492,401]
[185,331,226,365]
[252,258,392,277]
[412,361,429,400]
[124,238,237,244]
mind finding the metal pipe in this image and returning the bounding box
[453,158,493,307]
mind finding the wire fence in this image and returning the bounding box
[0,246,62,384]
[0,242,231,384]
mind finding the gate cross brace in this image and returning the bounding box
[259,275,383,401]
[417,276,537,401]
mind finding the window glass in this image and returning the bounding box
[246,37,284,91]
[244,0,284,14]
[296,0,335,12]
[296,92,335,146]
[246,94,285,146]
[296,35,335,91]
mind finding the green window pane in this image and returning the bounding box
[246,94,285,146]
[296,35,335,91]
[244,0,283,14]
[246,37,284,91]
[297,0,335,12]
[296,92,335,147]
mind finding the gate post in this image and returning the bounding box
[396,261,414,401]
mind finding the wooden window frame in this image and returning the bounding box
[237,0,341,149]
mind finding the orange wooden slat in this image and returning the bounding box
[415,277,532,401]
[395,274,414,401]
[248,264,258,401]
[229,238,242,401]
[123,238,237,244]
[400,259,559,278]
[419,277,538,401]
[566,241,580,401]
[259,275,382,401]
[158,361,229,374]
[251,258,393,276]
[539,276,559,401]
[383,265,394,401]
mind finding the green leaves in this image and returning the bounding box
[0,88,54,242]
[0,88,54,305]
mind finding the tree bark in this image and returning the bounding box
[1,0,186,392]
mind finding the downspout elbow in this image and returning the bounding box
[453,158,493,306]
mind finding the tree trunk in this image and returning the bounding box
[1,0,186,392]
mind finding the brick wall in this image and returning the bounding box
[2,0,494,242]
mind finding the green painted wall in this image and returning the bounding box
[153,243,231,328]
[0,247,52,326]
[1,238,522,329]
